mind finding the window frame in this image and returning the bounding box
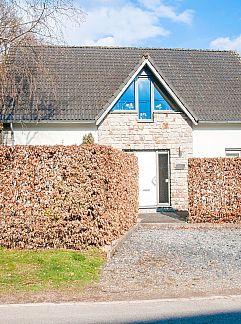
[136,75,154,122]
[112,80,136,112]
[112,71,175,120]
[153,83,174,112]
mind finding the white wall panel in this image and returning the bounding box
[193,124,241,157]
[13,123,98,145]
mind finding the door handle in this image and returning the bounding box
[165,179,169,183]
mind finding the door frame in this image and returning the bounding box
[156,150,171,207]
[124,149,171,208]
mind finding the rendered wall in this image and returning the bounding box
[13,123,98,145]
[98,111,193,210]
[193,124,241,157]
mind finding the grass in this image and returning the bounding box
[0,247,105,295]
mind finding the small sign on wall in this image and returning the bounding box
[175,163,185,170]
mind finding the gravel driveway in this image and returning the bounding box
[99,224,241,300]
[2,223,241,304]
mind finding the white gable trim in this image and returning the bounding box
[96,59,197,126]
[145,60,197,125]
[96,60,147,126]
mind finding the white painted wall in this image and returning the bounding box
[13,123,98,145]
[193,123,241,157]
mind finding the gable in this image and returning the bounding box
[97,60,197,125]
[112,67,176,120]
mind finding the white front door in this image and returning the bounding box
[135,151,157,207]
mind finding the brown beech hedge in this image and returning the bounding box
[0,145,138,249]
[188,158,241,223]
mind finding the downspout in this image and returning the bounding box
[10,122,14,145]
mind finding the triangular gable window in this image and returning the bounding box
[112,82,135,111]
[112,68,175,119]
[154,84,173,111]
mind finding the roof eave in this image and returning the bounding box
[2,119,95,124]
[198,120,241,124]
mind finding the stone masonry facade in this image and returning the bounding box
[0,123,13,145]
[98,111,193,210]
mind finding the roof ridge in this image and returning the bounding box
[230,50,241,63]
[17,44,236,53]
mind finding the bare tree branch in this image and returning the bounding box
[0,0,85,124]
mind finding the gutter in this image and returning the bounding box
[7,120,96,125]
[198,120,241,124]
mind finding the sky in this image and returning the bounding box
[62,0,241,53]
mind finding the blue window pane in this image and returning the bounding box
[154,85,173,111]
[138,78,151,120]
[112,82,135,111]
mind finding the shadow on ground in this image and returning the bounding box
[128,311,241,323]
[139,211,188,223]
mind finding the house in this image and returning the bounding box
[1,46,241,211]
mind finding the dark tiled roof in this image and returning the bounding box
[2,46,241,122]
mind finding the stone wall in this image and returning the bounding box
[98,111,193,210]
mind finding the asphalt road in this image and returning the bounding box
[1,295,241,324]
